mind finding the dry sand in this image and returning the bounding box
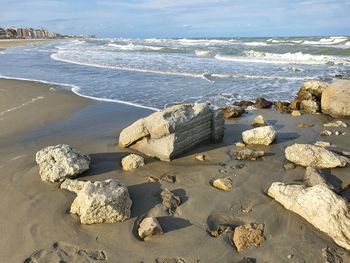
[0,78,349,263]
[0,39,55,49]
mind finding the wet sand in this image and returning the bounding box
[0,39,55,49]
[0,79,349,263]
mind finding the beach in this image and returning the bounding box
[0,77,349,263]
[0,39,54,49]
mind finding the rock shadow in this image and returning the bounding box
[275,132,300,144]
[157,216,192,233]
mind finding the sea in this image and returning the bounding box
[1,36,350,110]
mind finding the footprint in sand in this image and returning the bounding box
[24,242,107,263]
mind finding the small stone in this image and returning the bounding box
[195,154,206,161]
[160,188,181,214]
[283,162,296,170]
[251,115,267,126]
[232,223,265,252]
[160,174,176,183]
[324,120,347,128]
[235,163,245,169]
[298,122,314,128]
[242,207,252,213]
[321,130,332,136]
[242,126,276,145]
[138,217,163,240]
[147,176,159,182]
[255,97,272,109]
[287,254,293,259]
[235,142,246,147]
[343,151,350,156]
[234,149,265,160]
[291,110,302,117]
[36,144,90,183]
[322,246,343,263]
[314,141,331,147]
[121,154,145,171]
[212,178,232,191]
[335,131,340,136]
[220,106,245,119]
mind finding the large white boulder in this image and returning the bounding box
[285,143,349,168]
[321,80,350,118]
[242,126,276,145]
[36,144,90,183]
[267,182,350,250]
[60,179,132,224]
[119,103,224,161]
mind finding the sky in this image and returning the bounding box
[1,0,350,38]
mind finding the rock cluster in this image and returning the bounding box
[255,97,272,109]
[119,103,224,161]
[121,154,145,171]
[290,80,350,117]
[60,179,132,224]
[220,106,245,119]
[232,223,265,252]
[36,144,90,183]
[285,143,349,168]
[242,126,276,145]
[267,183,350,250]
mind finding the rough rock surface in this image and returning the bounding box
[212,178,232,191]
[119,103,224,161]
[321,80,350,118]
[138,217,163,240]
[60,179,132,224]
[304,167,340,192]
[160,188,181,214]
[121,154,145,171]
[233,100,254,109]
[195,154,206,161]
[255,97,272,109]
[314,141,331,147]
[36,144,90,183]
[290,81,328,113]
[233,149,264,160]
[267,182,350,250]
[242,126,276,145]
[220,106,245,119]
[285,143,349,168]
[275,101,290,112]
[232,223,265,252]
[251,115,267,126]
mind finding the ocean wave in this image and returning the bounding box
[215,51,350,65]
[203,73,309,81]
[51,52,208,80]
[194,50,215,57]
[0,75,159,111]
[266,36,349,46]
[244,41,268,46]
[107,43,165,51]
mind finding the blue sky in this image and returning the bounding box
[1,0,350,37]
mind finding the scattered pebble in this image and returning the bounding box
[212,178,233,191]
[235,163,245,169]
[195,154,206,161]
[291,110,301,117]
[242,207,252,213]
[324,120,347,128]
[160,174,176,183]
[161,188,181,214]
[297,122,314,128]
[147,176,159,182]
[314,141,331,147]
[234,149,265,160]
[320,130,332,136]
[287,254,294,259]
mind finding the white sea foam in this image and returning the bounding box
[107,43,165,51]
[215,51,350,65]
[194,50,215,57]
[204,73,309,81]
[0,75,159,111]
[244,41,268,46]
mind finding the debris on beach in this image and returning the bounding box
[60,179,132,224]
[119,103,224,161]
[242,126,276,145]
[121,154,145,171]
[36,144,90,183]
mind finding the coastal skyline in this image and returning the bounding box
[1,0,350,38]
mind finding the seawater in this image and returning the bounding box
[0,36,349,109]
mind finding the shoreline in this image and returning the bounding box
[0,78,349,262]
[0,39,58,49]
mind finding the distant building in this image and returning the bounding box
[0,27,6,39]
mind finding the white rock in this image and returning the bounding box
[267,182,350,250]
[251,115,267,126]
[138,217,163,240]
[324,120,347,128]
[321,80,350,118]
[314,141,331,147]
[285,143,349,168]
[119,103,224,161]
[121,154,145,171]
[60,179,132,224]
[242,126,276,145]
[36,144,90,183]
